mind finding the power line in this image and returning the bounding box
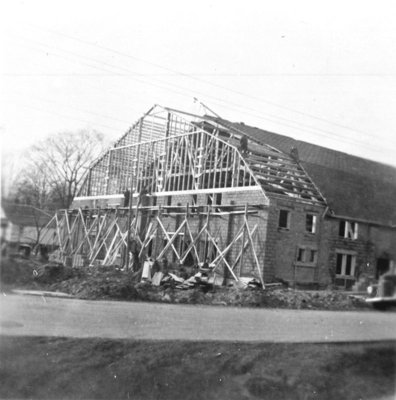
[9,31,396,153]
[17,103,121,133]
[21,93,131,125]
[11,33,390,149]
[5,73,396,77]
[28,24,395,141]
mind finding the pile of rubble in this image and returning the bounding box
[1,257,370,310]
[46,265,369,310]
[139,257,263,290]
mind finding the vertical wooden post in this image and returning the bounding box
[223,201,234,285]
[154,204,162,260]
[72,211,81,267]
[125,118,143,270]
[204,204,211,261]
[239,204,248,276]
[87,170,92,196]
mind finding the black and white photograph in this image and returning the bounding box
[1,1,396,399]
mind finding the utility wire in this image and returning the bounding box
[28,24,395,141]
[17,28,396,150]
[8,32,396,152]
[18,102,120,133]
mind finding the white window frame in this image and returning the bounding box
[335,251,357,277]
[306,214,317,234]
[339,220,358,240]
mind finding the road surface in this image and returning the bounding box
[1,293,395,342]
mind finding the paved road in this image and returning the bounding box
[1,293,395,342]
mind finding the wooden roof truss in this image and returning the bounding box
[78,108,264,199]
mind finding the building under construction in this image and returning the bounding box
[45,105,396,288]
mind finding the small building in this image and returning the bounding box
[1,202,57,256]
[51,105,396,287]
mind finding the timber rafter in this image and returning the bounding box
[78,115,266,200]
[77,106,325,206]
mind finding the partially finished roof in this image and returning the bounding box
[77,105,396,226]
[210,117,396,226]
[77,105,326,206]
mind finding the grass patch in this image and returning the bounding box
[0,336,395,399]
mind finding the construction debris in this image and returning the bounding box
[0,257,370,310]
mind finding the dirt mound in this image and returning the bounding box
[1,257,78,292]
[0,257,42,287]
[1,257,370,310]
[140,286,368,311]
[33,263,75,283]
[52,266,139,300]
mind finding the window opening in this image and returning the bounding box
[306,214,317,233]
[339,221,358,239]
[297,248,305,262]
[278,210,290,229]
[309,249,317,263]
[296,247,317,264]
[336,252,356,276]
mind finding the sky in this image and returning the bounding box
[2,0,396,171]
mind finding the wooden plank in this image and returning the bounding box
[180,220,208,264]
[245,217,265,288]
[239,204,248,276]
[156,217,186,262]
[206,230,239,281]
[231,225,258,271]
[211,223,245,267]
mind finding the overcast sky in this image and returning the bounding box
[2,0,396,168]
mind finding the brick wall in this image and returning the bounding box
[326,218,396,283]
[147,190,269,280]
[263,195,396,287]
[70,190,396,287]
[265,195,327,286]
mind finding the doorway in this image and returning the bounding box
[376,258,390,279]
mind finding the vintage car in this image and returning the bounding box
[366,272,396,310]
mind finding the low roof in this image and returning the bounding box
[1,202,53,227]
[211,117,396,226]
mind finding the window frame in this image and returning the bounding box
[335,251,357,277]
[338,220,358,240]
[305,214,317,234]
[295,246,318,265]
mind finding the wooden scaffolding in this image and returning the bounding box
[41,203,265,286]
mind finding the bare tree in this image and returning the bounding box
[1,151,22,198]
[25,130,105,208]
[13,162,53,209]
